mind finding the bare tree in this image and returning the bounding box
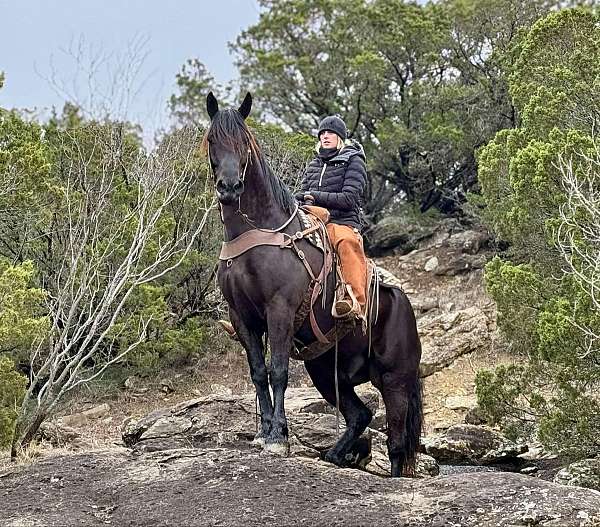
[37,34,158,127]
[10,125,216,458]
[556,144,600,359]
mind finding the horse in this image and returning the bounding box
[204,91,423,477]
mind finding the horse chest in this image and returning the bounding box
[217,247,308,311]
[217,253,284,307]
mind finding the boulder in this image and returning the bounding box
[421,424,527,464]
[433,253,487,276]
[292,413,343,452]
[446,229,491,255]
[139,416,194,441]
[364,450,439,478]
[424,256,439,272]
[365,429,439,478]
[122,394,256,451]
[553,458,600,492]
[464,405,488,425]
[365,215,436,256]
[38,421,82,447]
[123,387,374,455]
[58,403,111,427]
[282,386,329,414]
[412,296,439,313]
[419,307,491,377]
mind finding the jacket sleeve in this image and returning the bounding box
[310,156,366,211]
[294,167,311,202]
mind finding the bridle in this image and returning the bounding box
[207,141,298,234]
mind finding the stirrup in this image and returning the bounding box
[218,320,238,341]
[332,285,362,320]
[333,299,355,318]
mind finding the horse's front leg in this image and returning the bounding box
[230,309,272,444]
[263,308,294,454]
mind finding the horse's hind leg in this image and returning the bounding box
[380,376,422,476]
[305,356,373,467]
[373,289,423,476]
[230,309,272,444]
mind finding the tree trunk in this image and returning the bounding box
[10,409,47,461]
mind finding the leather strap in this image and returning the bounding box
[219,230,286,260]
[291,320,354,361]
[308,221,334,344]
[219,209,336,350]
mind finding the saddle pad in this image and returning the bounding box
[298,209,325,251]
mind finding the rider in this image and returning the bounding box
[298,115,368,320]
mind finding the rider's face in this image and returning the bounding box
[320,130,339,149]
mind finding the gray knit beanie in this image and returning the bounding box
[317,115,347,141]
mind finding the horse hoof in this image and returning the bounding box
[323,450,343,467]
[263,441,290,456]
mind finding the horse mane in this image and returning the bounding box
[202,109,296,215]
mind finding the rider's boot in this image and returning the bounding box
[333,284,362,320]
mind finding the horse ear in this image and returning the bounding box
[238,92,252,120]
[206,91,219,120]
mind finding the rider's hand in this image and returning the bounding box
[304,194,315,205]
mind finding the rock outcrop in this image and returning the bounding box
[554,458,600,492]
[1,448,599,527]
[418,307,492,377]
[421,424,527,464]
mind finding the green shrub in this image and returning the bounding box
[476,9,600,457]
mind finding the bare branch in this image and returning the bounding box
[13,125,215,454]
[555,146,600,359]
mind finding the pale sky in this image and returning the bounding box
[0,0,260,132]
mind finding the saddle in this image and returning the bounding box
[218,206,403,361]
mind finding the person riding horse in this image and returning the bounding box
[208,93,422,476]
[298,115,368,320]
[219,115,368,338]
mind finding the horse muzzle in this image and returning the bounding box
[216,179,244,205]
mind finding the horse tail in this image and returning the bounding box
[403,375,424,476]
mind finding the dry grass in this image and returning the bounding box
[0,440,124,473]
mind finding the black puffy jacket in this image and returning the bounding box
[296,140,367,230]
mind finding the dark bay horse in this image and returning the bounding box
[204,92,422,476]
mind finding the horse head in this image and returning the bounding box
[204,91,254,205]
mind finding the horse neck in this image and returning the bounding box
[220,158,292,240]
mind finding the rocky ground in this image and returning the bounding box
[2,219,600,526]
[2,445,600,527]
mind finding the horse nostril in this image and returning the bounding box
[233,181,244,192]
[216,180,227,193]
